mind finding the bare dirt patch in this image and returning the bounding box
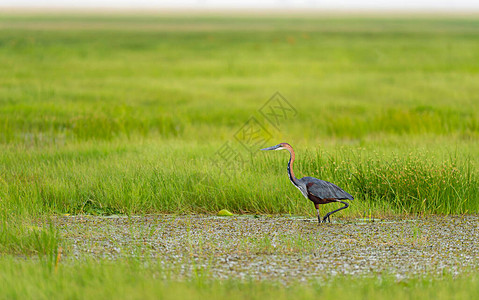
[54,215,479,282]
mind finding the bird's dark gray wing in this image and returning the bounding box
[301,177,354,200]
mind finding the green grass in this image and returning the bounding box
[1,139,477,217]
[1,13,479,254]
[0,212,59,258]
[1,14,479,217]
[0,256,478,300]
[2,13,479,299]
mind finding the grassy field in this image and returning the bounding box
[2,256,479,300]
[1,14,479,217]
[1,13,479,298]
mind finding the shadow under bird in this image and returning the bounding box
[261,143,353,223]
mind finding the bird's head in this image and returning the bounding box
[261,143,292,151]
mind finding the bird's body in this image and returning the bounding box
[262,142,353,223]
[301,176,353,202]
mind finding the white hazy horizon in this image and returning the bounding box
[2,0,479,11]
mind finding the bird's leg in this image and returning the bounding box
[322,200,349,223]
[314,204,321,224]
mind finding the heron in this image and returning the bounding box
[261,143,353,223]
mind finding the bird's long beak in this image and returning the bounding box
[261,144,281,151]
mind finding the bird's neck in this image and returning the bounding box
[287,148,300,187]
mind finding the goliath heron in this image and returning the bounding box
[261,143,353,223]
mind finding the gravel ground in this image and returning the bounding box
[54,215,479,282]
